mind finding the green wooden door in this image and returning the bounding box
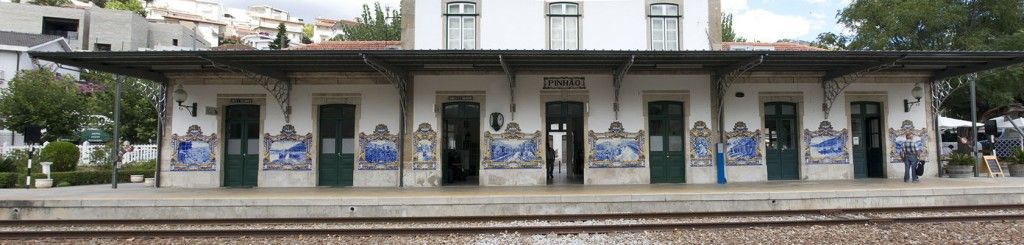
[318,104,355,187]
[223,105,260,187]
[649,101,686,183]
[851,102,885,178]
[765,102,799,180]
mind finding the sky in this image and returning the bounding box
[215,0,844,43]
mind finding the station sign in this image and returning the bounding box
[447,96,475,101]
[229,98,255,104]
[543,77,586,90]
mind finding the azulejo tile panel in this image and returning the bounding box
[358,124,400,170]
[170,125,217,171]
[412,123,438,170]
[689,121,713,167]
[803,121,850,165]
[262,124,313,171]
[888,120,929,163]
[726,122,763,166]
[482,122,543,169]
[587,122,646,168]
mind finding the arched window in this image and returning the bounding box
[650,4,680,51]
[446,2,477,49]
[549,3,579,50]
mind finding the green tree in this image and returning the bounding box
[721,13,747,42]
[269,23,291,50]
[219,35,241,46]
[0,69,88,141]
[815,0,1024,119]
[302,24,314,44]
[27,0,71,6]
[82,71,158,144]
[105,0,146,17]
[338,3,401,41]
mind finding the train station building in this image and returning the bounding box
[30,0,1024,189]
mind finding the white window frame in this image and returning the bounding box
[548,3,580,50]
[445,2,477,50]
[649,3,680,51]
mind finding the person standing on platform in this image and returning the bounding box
[901,133,921,183]
[546,145,556,181]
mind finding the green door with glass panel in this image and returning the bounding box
[764,102,800,180]
[223,105,260,187]
[648,101,685,183]
[851,102,885,178]
[318,104,356,187]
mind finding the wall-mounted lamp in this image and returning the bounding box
[173,84,198,117]
[903,84,924,112]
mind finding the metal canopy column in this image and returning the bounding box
[929,75,973,176]
[197,55,294,122]
[712,54,765,184]
[499,55,516,121]
[361,53,409,187]
[139,81,168,187]
[612,55,635,120]
[820,56,904,119]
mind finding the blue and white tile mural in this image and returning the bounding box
[482,122,543,169]
[170,125,217,171]
[689,121,713,167]
[803,121,850,165]
[888,120,929,163]
[726,122,763,166]
[358,124,400,170]
[587,122,645,168]
[412,123,438,170]
[262,124,313,170]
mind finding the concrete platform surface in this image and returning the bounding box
[1,178,1022,220]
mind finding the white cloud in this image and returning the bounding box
[732,9,812,42]
[721,0,749,14]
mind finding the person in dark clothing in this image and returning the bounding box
[901,133,921,183]
[546,145,556,181]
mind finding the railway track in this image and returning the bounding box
[0,205,1022,239]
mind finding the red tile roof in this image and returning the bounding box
[296,41,401,50]
[212,44,256,51]
[723,42,825,51]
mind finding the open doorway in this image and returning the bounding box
[546,101,584,185]
[442,102,481,186]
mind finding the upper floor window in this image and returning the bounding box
[446,2,477,49]
[549,3,579,50]
[650,4,680,51]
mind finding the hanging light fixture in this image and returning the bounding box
[173,84,198,117]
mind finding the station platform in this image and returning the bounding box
[1,178,1022,220]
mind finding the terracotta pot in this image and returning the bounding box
[1010,164,1024,177]
[130,175,144,183]
[946,165,974,178]
[144,178,155,187]
[34,179,53,189]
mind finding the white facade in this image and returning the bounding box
[410,0,716,50]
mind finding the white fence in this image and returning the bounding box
[0,143,157,165]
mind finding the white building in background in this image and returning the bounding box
[147,0,228,47]
[146,1,305,47]
[311,17,357,43]
[247,5,303,46]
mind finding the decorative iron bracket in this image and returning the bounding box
[714,55,765,116]
[821,56,904,119]
[139,80,168,121]
[612,55,635,120]
[930,74,974,115]
[499,55,516,121]
[198,55,293,122]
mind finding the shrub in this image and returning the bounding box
[0,155,17,172]
[8,150,41,174]
[1011,148,1024,165]
[121,160,156,172]
[88,144,112,167]
[40,141,80,172]
[948,153,976,166]
[28,170,153,187]
[0,172,19,188]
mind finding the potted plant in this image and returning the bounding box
[946,153,975,178]
[130,175,144,183]
[34,179,53,189]
[1009,148,1024,177]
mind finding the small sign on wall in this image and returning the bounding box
[205,106,218,115]
[447,96,474,101]
[543,77,586,90]
[229,98,255,104]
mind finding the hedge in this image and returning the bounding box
[19,170,154,188]
[0,172,19,188]
[40,141,80,172]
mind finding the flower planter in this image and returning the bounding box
[34,179,53,189]
[144,178,155,187]
[1000,163,1009,174]
[130,175,145,183]
[1010,164,1024,177]
[946,165,974,178]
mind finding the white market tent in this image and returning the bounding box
[992,117,1024,129]
[939,116,981,129]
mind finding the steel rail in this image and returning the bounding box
[0,214,1022,239]
[1,204,1022,227]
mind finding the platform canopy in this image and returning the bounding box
[28,50,1024,83]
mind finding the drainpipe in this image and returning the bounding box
[715,76,727,184]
